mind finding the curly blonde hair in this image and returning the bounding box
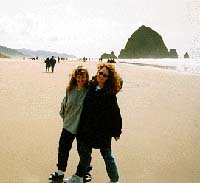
[93,63,121,95]
[66,66,89,92]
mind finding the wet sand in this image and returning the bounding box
[0,58,200,183]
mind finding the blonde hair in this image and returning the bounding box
[95,63,121,95]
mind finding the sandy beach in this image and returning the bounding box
[0,58,200,183]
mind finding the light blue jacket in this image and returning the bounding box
[59,87,88,134]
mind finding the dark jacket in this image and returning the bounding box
[50,58,56,66]
[45,58,50,67]
[77,85,122,149]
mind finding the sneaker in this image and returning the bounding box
[48,172,64,181]
[64,174,83,183]
[83,172,92,182]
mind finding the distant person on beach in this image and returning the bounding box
[107,58,116,63]
[44,57,50,72]
[50,56,56,72]
[99,57,103,62]
[49,66,92,182]
[64,63,122,183]
[58,56,60,63]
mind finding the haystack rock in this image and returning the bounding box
[119,25,178,59]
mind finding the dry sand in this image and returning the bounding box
[0,58,200,183]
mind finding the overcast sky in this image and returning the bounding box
[0,0,199,58]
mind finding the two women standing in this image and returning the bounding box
[64,63,122,183]
[50,63,122,183]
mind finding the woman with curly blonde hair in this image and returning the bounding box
[65,63,122,183]
[49,66,92,182]
[95,63,122,94]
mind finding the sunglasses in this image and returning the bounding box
[98,71,109,78]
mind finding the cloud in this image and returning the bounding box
[48,36,59,42]
[0,0,199,57]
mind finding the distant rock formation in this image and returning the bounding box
[101,51,117,59]
[168,49,178,58]
[184,52,190,58]
[118,25,178,59]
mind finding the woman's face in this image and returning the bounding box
[97,67,109,86]
[76,73,87,88]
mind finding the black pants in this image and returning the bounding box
[46,66,50,72]
[57,128,92,173]
[51,65,55,72]
[57,128,75,172]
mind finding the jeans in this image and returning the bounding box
[76,140,119,182]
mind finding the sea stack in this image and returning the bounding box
[184,52,190,58]
[118,25,178,59]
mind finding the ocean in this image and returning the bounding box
[118,58,200,75]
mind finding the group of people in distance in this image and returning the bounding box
[45,56,57,73]
[49,63,123,183]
